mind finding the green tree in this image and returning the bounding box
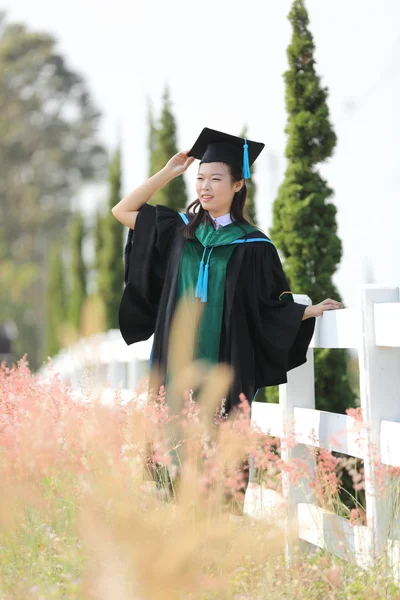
[0,15,106,367]
[240,126,258,225]
[149,87,188,210]
[68,213,86,332]
[269,0,354,413]
[44,243,65,357]
[0,242,37,365]
[93,210,104,274]
[147,98,157,178]
[97,148,125,330]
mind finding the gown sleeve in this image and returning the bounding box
[119,204,181,345]
[244,242,316,387]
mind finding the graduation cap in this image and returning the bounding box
[188,127,265,179]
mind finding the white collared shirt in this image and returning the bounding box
[210,213,233,229]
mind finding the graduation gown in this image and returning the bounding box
[119,204,315,412]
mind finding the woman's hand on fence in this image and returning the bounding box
[304,299,343,319]
[164,151,196,178]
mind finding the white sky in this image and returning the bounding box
[4,0,400,307]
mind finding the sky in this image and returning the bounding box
[4,0,400,307]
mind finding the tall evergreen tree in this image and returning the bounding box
[240,126,258,225]
[97,148,125,330]
[147,98,157,178]
[270,0,354,413]
[94,210,104,274]
[68,213,87,332]
[45,243,65,357]
[149,87,188,210]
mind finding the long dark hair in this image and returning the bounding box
[183,162,250,239]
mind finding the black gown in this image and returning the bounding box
[119,204,316,412]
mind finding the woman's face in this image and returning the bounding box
[196,162,243,217]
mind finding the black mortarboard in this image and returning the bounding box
[188,127,265,179]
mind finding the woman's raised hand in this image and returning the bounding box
[164,151,196,178]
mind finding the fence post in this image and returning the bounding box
[280,294,316,559]
[359,284,400,558]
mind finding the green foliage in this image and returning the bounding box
[0,18,107,245]
[246,176,257,225]
[283,0,337,165]
[93,210,104,275]
[263,385,279,404]
[313,348,355,413]
[68,213,86,331]
[97,148,125,330]
[270,0,355,413]
[240,126,258,225]
[0,243,38,365]
[271,166,342,301]
[149,87,188,210]
[0,15,106,368]
[45,244,65,357]
[147,98,157,178]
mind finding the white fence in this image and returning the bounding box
[43,329,153,403]
[246,284,400,579]
[46,284,400,577]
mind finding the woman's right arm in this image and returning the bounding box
[111,151,195,229]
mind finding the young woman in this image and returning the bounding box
[112,128,342,412]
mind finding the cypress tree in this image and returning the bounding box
[149,87,188,210]
[94,209,104,274]
[270,0,354,413]
[240,126,258,225]
[45,243,65,357]
[68,212,87,332]
[147,99,157,178]
[86,209,107,337]
[97,148,125,330]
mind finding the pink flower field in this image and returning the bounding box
[0,359,399,599]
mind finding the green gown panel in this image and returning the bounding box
[177,221,259,365]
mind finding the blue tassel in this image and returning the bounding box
[200,248,213,303]
[195,248,208,299]
[242,139,251,179]
[195,260,205,298]
[201,264,209,303]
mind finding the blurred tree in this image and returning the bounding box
[0,242,37,365]
[93,209,104,274]
[80,294,106,338]
[44,243,65,357]
[97,148,124,330]
[268,0,355,413]
[149,87,188,210]
[147,98,157,179]
[0,15,107,367]
[68,213,86,333]
[240,126,258,226]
